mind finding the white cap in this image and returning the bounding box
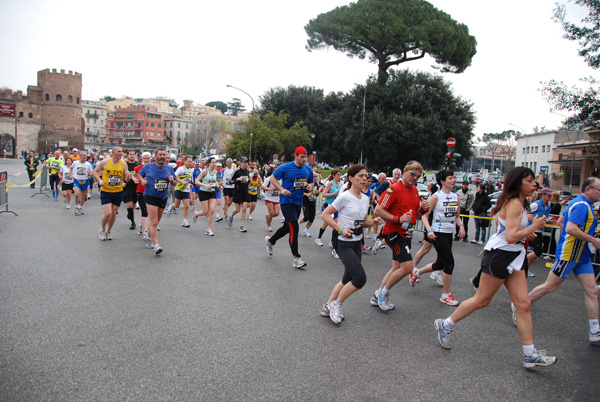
[72,148,78,152]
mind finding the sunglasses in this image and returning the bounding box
[408,170,421,179]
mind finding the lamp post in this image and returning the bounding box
[226,85,255,160]
[569,151,576,194]
[509,123,528,164]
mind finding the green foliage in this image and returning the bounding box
[224,111,313,163]
[305,0,477,86]
[100,95,116,102]
[478,131,514,171]
[227,98,246,116]
[206,101,228,114]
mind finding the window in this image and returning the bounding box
[533,162,537,173]
[522,147,526,154]
[127,114,134,119]
[158,123,161,128]
[150,123,155,128]
[56,94,62,102]
[45,94,49,101]
[76,97,80,104]
[186,124,188,129]
[178,123,181,128]
[19,111,23,118]
[150,132,154,137]
[535,146,538,153]
[138,123,142,128]
[548,145,551,152]
[157,133,161,137]
[67,95,73,103]
[28,112,33,118]
[170,122,173,127]
[542,145,545,152]
[146,122,149,127]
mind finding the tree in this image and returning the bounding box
[227,98,246,116]
[479,132,509,172]
[100,95,115,102]
[206,101,228,114]
[305,0,477,86]
[504,130,517,161]
[541,0,600,126]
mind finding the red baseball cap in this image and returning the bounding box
[294,146,307,155]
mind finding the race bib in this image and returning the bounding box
[249,185,257,192]
[226,179,233,185]
[272,190,280,197]
[108,175,121,186]
[217,178,222,185]
[241,176,249,183]
[154,180,168,192]
[443,201,458,217]
[294,178,307,190]
[209,180,216,188]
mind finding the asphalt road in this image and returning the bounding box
[1,158,599,401]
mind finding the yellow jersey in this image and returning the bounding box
[101,158,125,193]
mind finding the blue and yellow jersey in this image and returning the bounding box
[555,195,597,262]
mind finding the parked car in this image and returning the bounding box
[416,182,429,200]
[488,191,502,209]
[559,191,572,201]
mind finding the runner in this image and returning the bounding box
[59,157,73,209]
[409,170,465,306]
[262,174,281,232]
[214,162,224,222]
[193,157,221,236]
[247,169,262,221]
[191,160,202,212]
[434,167,557,368]
[299,171,320,237]
[319,164,382,324]
[315,169,342,258]
[166,155,194,228]
[527,177,600,344]
[132,152,152,238]
[71,150,93,215]
[229,156,251,232]
[265,146,314,269]
[369,161,430,311]
[123,149,140,230]
[137,147,177,255]
[222,158,236,221]
[525,187,553,274]
[46,149,64,201]
[93,146,130,240]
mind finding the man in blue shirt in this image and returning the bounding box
[526,187,553,274]
[528,177,600,344]
[138,147,177,255]
[265,146,314,269]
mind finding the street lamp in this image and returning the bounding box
[226,84,255,160]
[509,123,528,164]
[569,151,576,194]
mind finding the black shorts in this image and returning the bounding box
[223,187,235,198]
[529,233,543,257]
[61,183,73,192]
[480,249,524,280]
[136,192,148,217]
[198,191,216,201]
[174,190,191,200]
[124,187,137,203]
[144,195,168,210]
[249,193,258,202]
[388,235,413,263]
[233,192,250,204]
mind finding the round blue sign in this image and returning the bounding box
[273,154,278,159]
[207,152,212,157]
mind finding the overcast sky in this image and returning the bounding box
[1,0,596,139]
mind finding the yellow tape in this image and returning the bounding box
[7,171,43,187]
[459,214,561,228]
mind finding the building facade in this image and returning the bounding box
[515,131,556,177]
[105,105,167,151]
[82,100,107,152]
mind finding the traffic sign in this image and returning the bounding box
[273,154,278,160]
[207,152,212,157]
[446,137,456,148]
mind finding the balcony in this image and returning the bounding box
[85,111,99,120]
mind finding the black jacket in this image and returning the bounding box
[24,156,40,171]
[472,191,492,216]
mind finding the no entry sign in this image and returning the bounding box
[446,137,456,148]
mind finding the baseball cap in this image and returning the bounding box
[294,146,307,154]
[226,158,233,162]
[216,162,222,167]
[239,156,249,162]
[539,187,553,196]
[462,180,469,184]
[72,148,78,152]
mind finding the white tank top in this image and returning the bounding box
[484,204,528,252]
[431,190,459,233]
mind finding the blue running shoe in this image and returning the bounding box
[434,319,452,349]
[523,350,557,368]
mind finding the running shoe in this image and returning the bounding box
[523,350,557,368]
[105,231,113,240]
[281,216,285,223]
[66,204,70,209]
[215,216,223,222]
[137,224,143,234]
[511,302,517,326]
[320,302,330,317]
[332,249,339,259]
[430,271,443,286]
[193,213,199,224]
[157,225,160,231]
[266,226,272,232]
[52,191,55,199]
[362,244,371,254]
[589,330,600,344]
[469,276,478,292]
[265,236,273,255]
[181,219,190,227]
[248,215,253,220]
[239,225,247,232]
[440,293,459,306]
[477,240,484,245]
[74,208,80,216]
[129,222,136,230]
[165,207,172,217]
[470,239,479,244]
[409,269,420,287]
[377,289,392,311]
[79,208,84,215]
[365,229,371,239]
[99,229,106,241]
[329,302,343,324]
[329,240,333,248]
[227,216,233,227]
[292,257,307,269]
[154,244,163,255]
[434,319,452,349]
[145,236,153,249]
[527,271,535,277]
[205,229,214,236]
[369,288,395,310]
[302,229,311,238]
[315,238,323,246]
[372,239,382,255]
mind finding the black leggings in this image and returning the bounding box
[270,203,302,257]
[302,199,316,223]
[337,240,367,289]
[137,192,148,218]
[431,232,455,275]
[49,174,60,193]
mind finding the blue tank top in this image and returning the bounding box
[325,181,342,204]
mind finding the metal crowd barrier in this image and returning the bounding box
[0,171,17,216]
[32,165,50,198]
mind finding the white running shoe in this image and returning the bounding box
[248,215,253,220]
[105,231,113,240]
[205,229,214,236]
[66,204,70,209]
[315,238,323,246]
[265,236,274,256]
[99,229,106,241]
[181,219,190,228]
[332,249,339,259]
[439,293,459,306]
[153,244,163,255]
[430,271,443,286]
[292,257,307,269]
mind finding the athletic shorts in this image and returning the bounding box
[480,249,523,280]
[74,180,89,191]
[174,190,191,200]
[551,259,594,279]
[265,199,279,205]
[144,194,168,210]
[249,193,258,202]
[529,233,543,257]
[389,235,413,263]
[215,189,221,199]
[191,186,200,194]
[124,187,137,203]
[233,192,250,204]
[223,187,235,198]
[100,190,124,206]
[61,183,73,192]
[198,191,216,201]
